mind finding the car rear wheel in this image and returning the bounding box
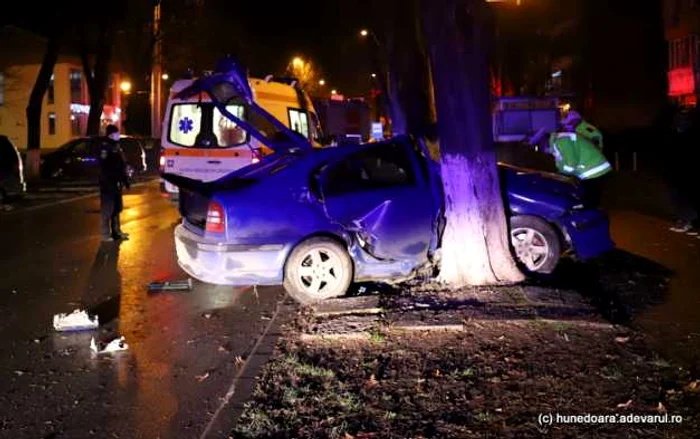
[509,215,561,274]
[283,237,353,304]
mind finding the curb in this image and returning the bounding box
[198,300,293,439]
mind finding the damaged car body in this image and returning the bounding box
[163,58,614,304]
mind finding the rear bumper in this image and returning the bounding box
[558,209,614,260]
[0,177,26,197]
[174,224,287,285]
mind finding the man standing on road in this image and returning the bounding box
[98,125,130,242]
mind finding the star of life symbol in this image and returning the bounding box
[179,117,194,134]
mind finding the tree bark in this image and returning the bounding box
[81,20,114,135]
[25,32,61,179]
[421,0,523,285]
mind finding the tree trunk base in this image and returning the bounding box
[437,154,524,287]
[24,149,41,181]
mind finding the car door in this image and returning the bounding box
[319,140,436,261]
[61,139,99,180]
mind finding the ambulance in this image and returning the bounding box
[160,74,322,199]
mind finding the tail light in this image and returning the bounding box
[205,200,225,233]
[159,155,166,171]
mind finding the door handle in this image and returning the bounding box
[207,160,221,164]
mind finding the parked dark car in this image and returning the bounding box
[0,135,26,203]
[41,136,149,181]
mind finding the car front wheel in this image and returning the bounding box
[283,237,353,304]
[509,215,561,274]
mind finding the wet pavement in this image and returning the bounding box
[608,210,700,373]
[0,181,286,439]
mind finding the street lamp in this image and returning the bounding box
[331,89,338,95]
[360,29,369,37]
[371,73,377,78]
[161,73,169,80]
[292,57,304,69]
[319,79,326,86]
[119,80,132,93]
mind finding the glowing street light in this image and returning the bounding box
[161,73,169,80]
[371,73,377,78]
[360,29,369,37]
[292,57,304,69]
[331,89,338,95]
[119,80,132,93]
[319,79,326,86]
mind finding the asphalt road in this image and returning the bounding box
[609,210,700,372]
[0,181,286,439]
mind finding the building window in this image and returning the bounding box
[48,112,56,135]
[0,72,4,106]
[70,69,82,102]
[48,73,55,104]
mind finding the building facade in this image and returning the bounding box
[664,0,700,107]
[0,26,123,149]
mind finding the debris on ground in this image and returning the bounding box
[53,309,99,332]
[195,372,210,382]
[90,336,128,354]
[147,279,192,292]
[616,399,633,409]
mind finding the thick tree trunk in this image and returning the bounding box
[82,22,114,136]
[25,34,61,179]
[422,0,523,285]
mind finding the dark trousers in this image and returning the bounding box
[100,189,123,238]
[581,175,608,207]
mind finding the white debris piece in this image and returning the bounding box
[53,309,98,332]
[90,336,129,354]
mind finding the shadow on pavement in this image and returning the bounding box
[528,249,673,324]
[85,242,122,326]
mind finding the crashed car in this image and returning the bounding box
[163,58,614,304]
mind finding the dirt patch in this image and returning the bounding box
[232,320,700,438]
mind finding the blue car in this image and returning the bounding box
[163,58,614,304]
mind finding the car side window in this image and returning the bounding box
[72,141,91,156]
[322,142,416,197]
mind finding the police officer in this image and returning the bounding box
[545,119,612,206]
[98,125,130,242]
[563,110,604,151]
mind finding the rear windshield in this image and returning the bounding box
[168,103,246,148]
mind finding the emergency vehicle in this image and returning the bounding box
[160,75,322,199]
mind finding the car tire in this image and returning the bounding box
[283,237,353,304]
[509,215,561,274]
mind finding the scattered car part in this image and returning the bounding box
[53,309,99,332]
[147,279,193,292]
[90,336,128,354]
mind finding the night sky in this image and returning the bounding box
[2,0,375,98]
[160,0,375,97]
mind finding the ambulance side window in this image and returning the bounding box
[169,104,202,147]
[288,109,310,139]
[213,104,247,147]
